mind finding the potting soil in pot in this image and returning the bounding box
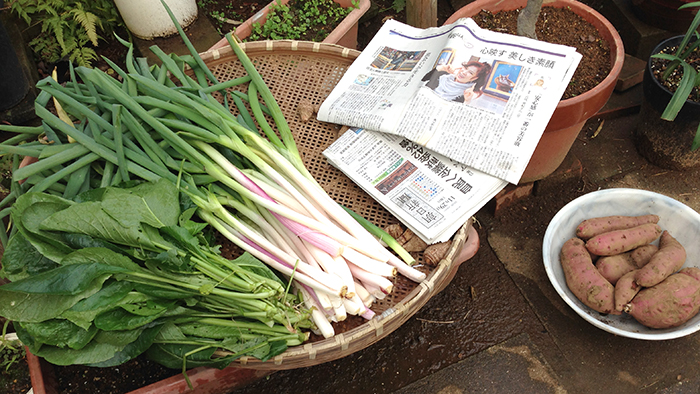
[470,6,612,99]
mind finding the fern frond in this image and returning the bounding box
[43,16,68,52]
[70,46,98,68]
[70,5,100,46]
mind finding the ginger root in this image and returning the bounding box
[297,99,316,122]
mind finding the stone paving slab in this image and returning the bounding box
[391,333,565,394]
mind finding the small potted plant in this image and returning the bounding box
[207,0,370,51]
[634,2,700,170]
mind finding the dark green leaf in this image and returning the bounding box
[60,247,141,271]
[177,322,244,340]
[120,299,174,317]
[88,324,163,367]
[146,342,228,370]
[11,193,75,261]
[94,306,167,331]
[30,335,126,366]
[132,282,197,300]
[233,252,285,286]
[21,319,98,350]
[40,201,159,250]
[92,327,142,346]
[661,61,697,121]
[0,231,59,281]
[0,276,107,322]
[161,225,204,257]
[0,262,124,295]
[61,280,135,329]
[61,233,125,255]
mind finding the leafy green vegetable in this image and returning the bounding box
[1,180,311,372]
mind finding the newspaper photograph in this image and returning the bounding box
[317,18,582,184]
[323,127,508,244]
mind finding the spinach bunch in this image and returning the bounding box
[0,179,311,374]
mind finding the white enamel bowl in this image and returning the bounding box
[543,188,700,340]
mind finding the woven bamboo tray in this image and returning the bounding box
[198,41,478,370]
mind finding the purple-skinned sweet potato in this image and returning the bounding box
[624,267,700,329]
[596,244,658,285]
[576,214,660,240]
[585,223,662,256]
[561,237,619,314]
[614,269,642,312]
[634,231,686,287]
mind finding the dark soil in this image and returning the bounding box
[56,358,178,394]
[198,0,267,36]
[471,6,611,100]
[0,345,30,394]
[650,44,700,103]
[16,1,612,393]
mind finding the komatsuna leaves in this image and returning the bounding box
[0,275,109,323]
[100,179,180,228]
[39,201,160,250]
[61,280,135,329]
[88,324,163,367]
[91,326,143,347]
[146,342,226,370]
[20,319,98,350]
[94,306,168,331]
[0,262,125,295]
[29,332,128,366]
[0,231,59,281]
[60,247,142,271]
[11,192,75,262]
[233,252,285,286]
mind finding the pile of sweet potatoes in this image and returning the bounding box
[560,214,700,329]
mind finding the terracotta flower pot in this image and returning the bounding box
[208,0,370,51]
[445,0,625,184]
[634,35,700,170]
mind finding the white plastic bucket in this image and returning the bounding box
[114,0,198,40]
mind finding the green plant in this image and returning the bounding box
[6,0,124,67]
[197,0,242,36]
[652,1,700,150]
[248,0,357,42]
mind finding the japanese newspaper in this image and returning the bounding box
[323,127,507,244]
[317,18,582,185]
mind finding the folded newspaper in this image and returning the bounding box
[323,127,507,244]
[318,18,582,185]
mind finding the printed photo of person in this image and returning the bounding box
[421,61,492,104]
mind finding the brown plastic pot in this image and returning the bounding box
[208,0,370,51]
[445,0,625,184]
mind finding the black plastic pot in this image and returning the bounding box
[0,17,29,111]
[634,35,700,170]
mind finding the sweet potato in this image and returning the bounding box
[630,244,659,267]
[624,267,700,329]
[614,269,642,312]
[596,253,637,285]
[576,214,660,240]
[634,230,687,287]
[595,244,658,285]
[585,223,662,256]
[560,237,618,314]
